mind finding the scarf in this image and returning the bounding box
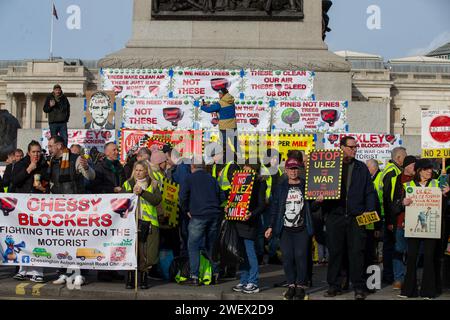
[59,148,71,183]
[136,177,149,190]
[53,92,62,103]
[106,158,123,186]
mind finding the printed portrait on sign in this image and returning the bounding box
[85,91,115,129]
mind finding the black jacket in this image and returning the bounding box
[2,163,14,191]
[321,159,377,216]
[235,178,267,240]
[269,178,315,237]
[43,93,70,124]
[180,169,226,218]
[93,159,126,194]
[12,156,49,193]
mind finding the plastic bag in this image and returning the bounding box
[213,219,244,265]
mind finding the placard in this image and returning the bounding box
[123,97,195,130]
[305,149,343,200]
[272,100,348,133]
[42,129,115,153]
[84,91,116,129]
[421,110,450,156]
[0,194,137,270]
[226,171,255,221]
[404,186,442,239]
[161,179,180,228]
[324,133,402,168]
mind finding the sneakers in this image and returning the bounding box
[73,275,85,287]
[294,287,306,300]
[184,277,200,286]
[53,274,67,285]
[283,286,296,300]
[393,281,402,290]
[13,273,26,281]
[232,283,245,292]
[324,288,342,297]
[397,294,408,299]
[242,283,259,294]
[30,275,44,283]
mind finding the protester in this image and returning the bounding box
[399,159,450,299]
[380,147,407,284]
[320,136,377,300]
[70,144,82,155]
[265,157,317,300]
[180,161,226,285]
[43,84,70,146]
[2,149,24,192]
[383,156,417,290]
[201,89,238,158]
[12,141,48,282]
[231,162,267,294]
[92,142,126,282]
[47,135,95,286]
[122,160,162,289]
[124,147,151,179]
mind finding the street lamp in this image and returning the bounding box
[401,115,406,135]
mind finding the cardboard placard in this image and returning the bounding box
[404,186,442,239]
[226,170,255,221]
[84,91,116,129]
[305,149,343,200]
[161,179,180,228]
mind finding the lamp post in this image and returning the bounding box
[401,115,406,135]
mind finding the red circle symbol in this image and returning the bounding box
[429,115,450,143]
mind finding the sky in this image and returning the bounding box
[0,0,449,61]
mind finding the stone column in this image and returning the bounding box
[11,94,18,117]
[25,92,33,129]
[31,98,37,129]
[6,93,12,113]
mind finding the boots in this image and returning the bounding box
[139,271,149,289]
[126,271,135,289]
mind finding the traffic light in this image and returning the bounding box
[322,0,332,40]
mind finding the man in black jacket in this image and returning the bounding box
[93,142,126,194]
[3,149,24,192]
[43,84,70,146]
[321,136,377,300]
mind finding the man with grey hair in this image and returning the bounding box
[379,146,407,285]
[85,91,114,129]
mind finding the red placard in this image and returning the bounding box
[226,170,255,221]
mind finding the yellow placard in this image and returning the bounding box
[238,133,316,161]
[162,179,180,227]
[356,211,380,226]
[422,149,450,159]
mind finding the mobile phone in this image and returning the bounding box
[439,174,448,189]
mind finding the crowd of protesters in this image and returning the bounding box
[1,85,450,300]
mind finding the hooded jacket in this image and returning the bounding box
[201,93,237,130]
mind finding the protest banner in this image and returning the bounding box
[324,133,402,168]
[421,110,450,159]
[197,99,271,131]
[171,68,242,100]
[123,97,195,130]
[226,171,255,221]
[161,179,180,228]
[244,70,314,100]
[305,149,343,200]
[237,133,316,162]
[42,129,115,153]
[120,129,203,162]
[101,68,171,98]
[84,91,115,129]
[272,100,348,133]
[404,186,442,239]
[0,194,137,270]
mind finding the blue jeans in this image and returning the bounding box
[49,122,68,147]
[239,238,259,286]
[393,228,407,282]
[188,216,220,278]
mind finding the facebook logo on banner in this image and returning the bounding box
[22,256,30,263]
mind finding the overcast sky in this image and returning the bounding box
[0,0,449,61]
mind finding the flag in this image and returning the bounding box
[52,3,59,20]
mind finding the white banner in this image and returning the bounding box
[421,110,450,150]
[123,97,195,130]
[196,99,271,131]
[272,100,348,133]
[171,68,242,100]
[323,133,402,167]
[0,194,137,270]
[404,186,442,239]
[244,70,314,100]
[42,129,115,153]
[101,68,171,99]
